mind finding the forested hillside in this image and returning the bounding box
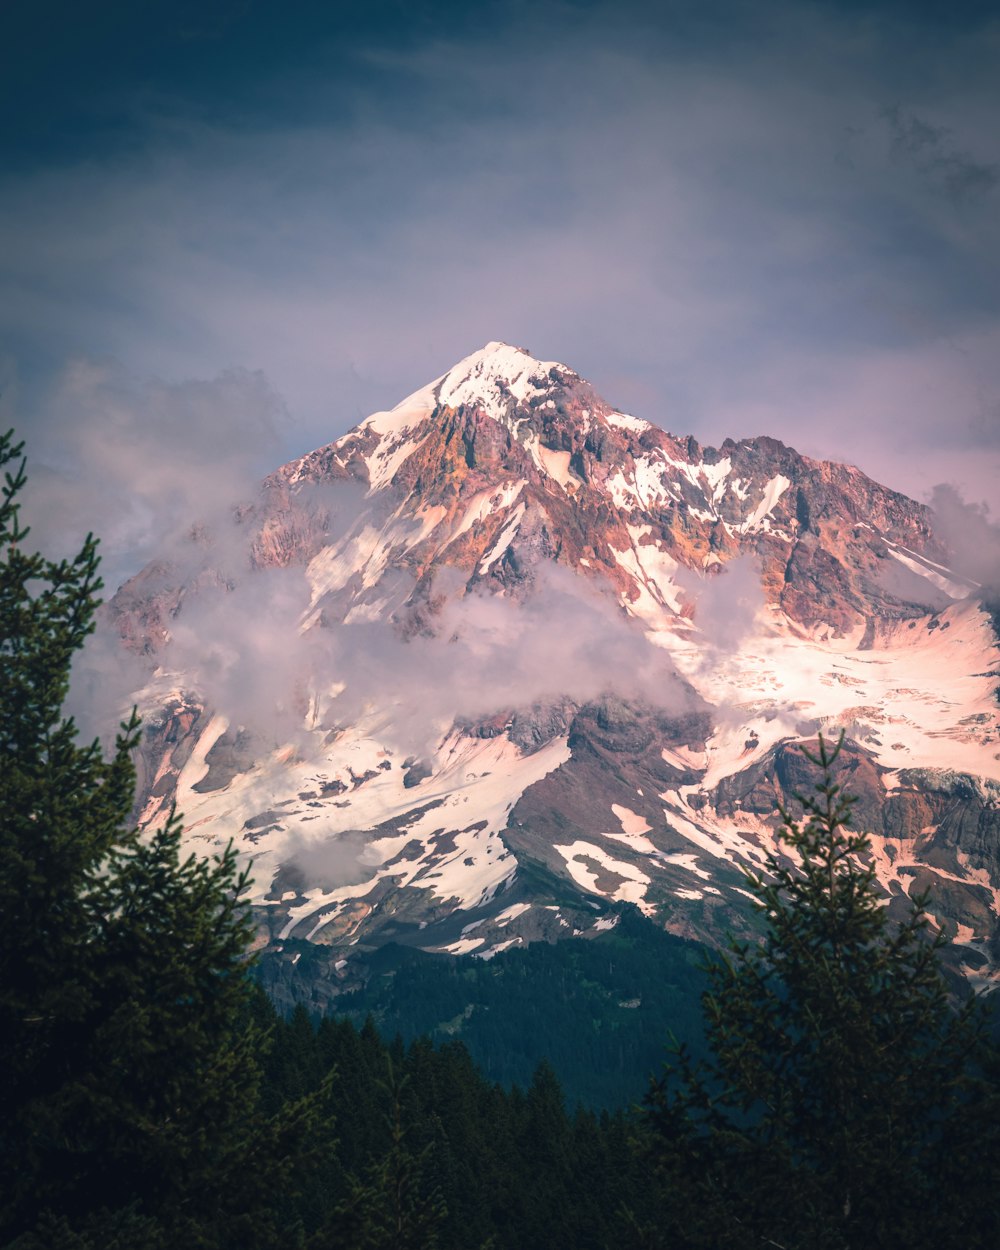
[259,906,710,1110]
[253,995,647,1249]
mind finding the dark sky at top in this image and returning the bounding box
[2,0,998,583]
[6,1,993,166]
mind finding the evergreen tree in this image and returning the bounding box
[324,1060,446,1250]
[0,431,330,1247]
[635,732,1000,1250]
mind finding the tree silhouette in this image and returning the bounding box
[635,732,1000,1250]
[0,430,329,1248]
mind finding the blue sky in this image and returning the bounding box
[3,0,998,586]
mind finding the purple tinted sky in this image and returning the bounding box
[3,0,998,586]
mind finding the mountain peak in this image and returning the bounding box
[113,342,1000,985]
[350,341,586,452]
[434,341,579,419]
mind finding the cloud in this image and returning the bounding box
[19,361,287,589]
[320,563,694,754]
[677,556,767,663]
[874,555,953,613]
[66,564,320,750]
[928,483,1000,595]
[163,565,320,729]
[73,535,698,760]
[282,828,380,894]
[882,105,999,202]
[65,627,153,750]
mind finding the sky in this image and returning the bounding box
[3,0,999,590]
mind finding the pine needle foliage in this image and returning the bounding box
[636,732,1000,1250]
[0,430,330,1248]
[325,1060,447,1250]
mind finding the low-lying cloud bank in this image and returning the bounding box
[56,456,1000,766]
[65,475,774,759]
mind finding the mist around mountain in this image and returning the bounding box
[78,341,1000,1003]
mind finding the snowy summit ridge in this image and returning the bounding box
[434,341,581,419]
[324,340,627,493]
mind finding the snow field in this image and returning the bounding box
[553,840,654,912]
[668,600,1000,786]
[168,705,571,941]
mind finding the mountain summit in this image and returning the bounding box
[110,345,1000,997]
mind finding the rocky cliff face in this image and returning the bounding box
[109,342,1000,986]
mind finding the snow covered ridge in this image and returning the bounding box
[436,341,580,420]
[111,342,1000,985]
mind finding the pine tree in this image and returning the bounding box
[323,1060,446,1250]
[636,732,1000,1250]
[0,430,331,1247]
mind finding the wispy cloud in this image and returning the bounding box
[19,362,286,588]
[882,105,999,202]
[678,556,767,665]
[928,483,1000,595]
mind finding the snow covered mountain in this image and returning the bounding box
[109,342,1000,992]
